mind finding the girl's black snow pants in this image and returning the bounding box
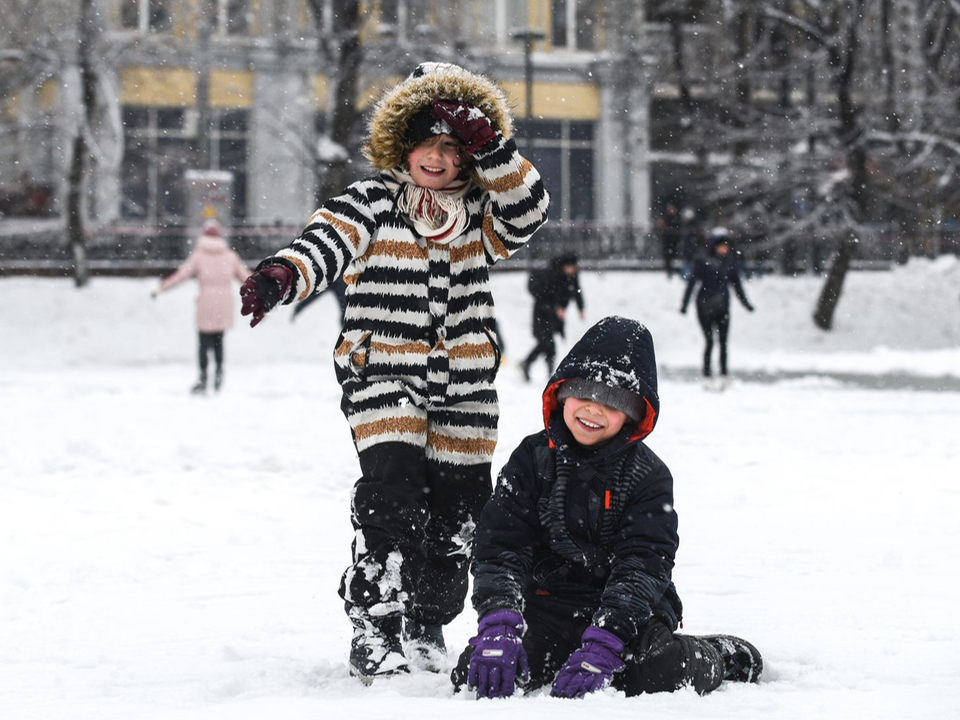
[696,303,730,377]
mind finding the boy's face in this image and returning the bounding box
[562,396,629,446]
[407,134,464,189]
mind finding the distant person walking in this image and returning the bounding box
[520,254,584,381]
[655,202,682,278]
[153,219,252,394]
[680,229,754,382]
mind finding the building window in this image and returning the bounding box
[551,0,596,51]
[466,0,530,47]
[207,109,249,218]
[121,107,194,222]
[217,0,251,35]
[515,119,595,221]
[119,0,173,33]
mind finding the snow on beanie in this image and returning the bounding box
[405,105,454,147]
[556,378,645,422]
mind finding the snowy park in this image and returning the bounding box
[2,260,960,720]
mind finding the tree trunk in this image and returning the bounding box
[320,0,363,202]
[813,1,866,330]
[66,0,98,288]
[813,232,857,329]
[66,131,89,287]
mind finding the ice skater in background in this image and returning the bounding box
[236,62,549,683]
[153,219,251,394]
[452,316,762,699]
[680,228,754,385]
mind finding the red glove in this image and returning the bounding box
[431,100,497,154]
[240,264,294,327]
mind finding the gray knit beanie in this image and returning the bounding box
[556,378,645,422]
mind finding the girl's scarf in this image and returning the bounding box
[388,167,472,244]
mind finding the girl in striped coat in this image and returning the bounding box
[239,63,550,682]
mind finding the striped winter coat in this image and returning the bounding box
[264,134,548,458]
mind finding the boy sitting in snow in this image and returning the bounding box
[452,316,763,698]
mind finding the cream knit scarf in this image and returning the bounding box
[388,168,472,244]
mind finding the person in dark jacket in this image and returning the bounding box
[520,254,585,381]
[681,229,755,380]
[451,316,762,699]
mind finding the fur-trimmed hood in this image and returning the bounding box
[363,62,514,172]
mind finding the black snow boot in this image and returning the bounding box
[214,367,223,392]
[190,375,207,395]
[701,635,763,683]
[402,619,446,673]
[348,611,409,684]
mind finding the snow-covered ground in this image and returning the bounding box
[2,258,959,720]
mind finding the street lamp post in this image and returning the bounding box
[512,28,545,119]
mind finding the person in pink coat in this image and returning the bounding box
[155,219,252,394]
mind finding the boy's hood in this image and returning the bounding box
[363,62,513,173]
[542,316,660,445]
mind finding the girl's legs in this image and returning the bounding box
[716,312,730,376]
[210,332,224,389]
[193,332,213,393]
[696,310,714,377]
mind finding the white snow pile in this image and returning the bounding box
[1,258,959,720]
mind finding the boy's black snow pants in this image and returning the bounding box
[338,441,493,627]
[452,604,724,696]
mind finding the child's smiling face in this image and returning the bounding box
[407,134,464,189]
[562,396,629,446]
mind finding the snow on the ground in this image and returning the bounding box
[1,259,959,720]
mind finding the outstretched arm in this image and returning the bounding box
[158,252,199,293]
[730,267,754,311]
[240,182,377,327]
[269,182,377,303]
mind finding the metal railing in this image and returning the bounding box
[1,219,957,276]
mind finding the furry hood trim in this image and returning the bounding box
[363,62,514,172]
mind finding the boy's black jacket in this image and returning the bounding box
[471,317,681,642]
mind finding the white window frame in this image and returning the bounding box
[215,0,252,36]
[551,0,595,52]
[118,0,172,34]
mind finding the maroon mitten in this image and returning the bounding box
[431,100,497,154]
[240,264,294,327]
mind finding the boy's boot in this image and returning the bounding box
[701,635,763,683]
[190,371,207,395]
[348,610,409,684]
[402,618,446,673]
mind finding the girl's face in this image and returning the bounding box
[407,134,464,189]
[562,396,629,446]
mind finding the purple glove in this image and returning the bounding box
[431,100,497,154]
[240,264,294,328]
[467,609,529,699]
[550,626,626,699]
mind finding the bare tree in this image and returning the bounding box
[678,0,954,329]
[64,0,103,287]
[305,0,364,203]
